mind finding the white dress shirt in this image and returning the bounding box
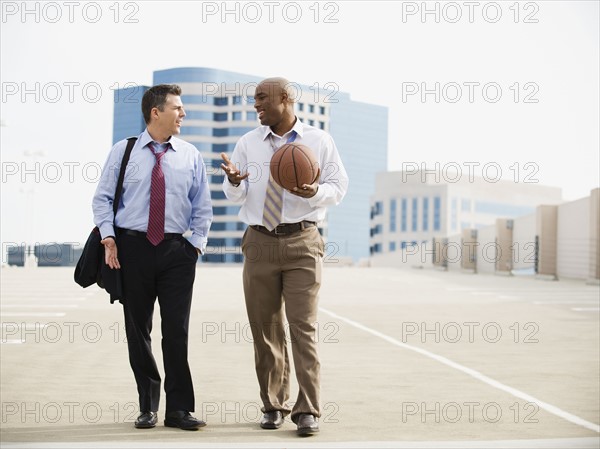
[223,119,349,225]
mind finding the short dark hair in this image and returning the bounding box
[141,84,182,124]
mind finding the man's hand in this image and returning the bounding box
[289,168,320,198]
[101,237,120,269]
[220,153,249,185]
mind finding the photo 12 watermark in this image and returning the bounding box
[1,80,340,105]
[399,239,537,266]
[400,162,540,184]
[200,1,340,24]
[400,2,540,24]
[401,401,540,424]
[401,321,540,344]
[400,82,539,104]
[1,320,341,345]
[1,1,140,24]
[1,400,340,425]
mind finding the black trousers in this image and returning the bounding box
[118,231,198,413]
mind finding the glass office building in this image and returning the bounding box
[113,67,388,263]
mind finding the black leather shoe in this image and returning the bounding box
[296,413,319,436]
[260,411,284,429]
[164,411,206,430]
[134,411,157,429]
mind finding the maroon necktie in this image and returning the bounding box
[147,142,168,246]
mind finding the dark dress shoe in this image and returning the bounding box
[134,411,157,429]
[260,411,284,429]
[296,413,319,436]
[164,411,206,430]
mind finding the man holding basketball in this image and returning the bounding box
[221,77,348,436]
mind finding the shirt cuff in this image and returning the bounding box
[307,184,325,208]
[188,233,207,254]
[99,223,115,240]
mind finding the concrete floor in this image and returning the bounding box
[1,265,598,448]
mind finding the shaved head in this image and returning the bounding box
[254,76,298,135]
[257,77,298,103]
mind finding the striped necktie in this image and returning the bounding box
[262,131,297,231]
[147,142,168,245]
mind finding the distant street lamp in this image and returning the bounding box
[22,149,46,268]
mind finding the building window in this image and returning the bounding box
[209,238,226,247]
[247,111,257,120]
[371,201,383,219]
[401,199,407,232]
[451,198,457,232]
[319,106,325,115]
[390,199,397,232]
[213,128,228,137]
[246,96,255,104]
[308,119,314,126]
[309,104,315,113]
[411,198,418,232]
[213,207,228,215]
[212,143,235,153]
[232,111,242,121]
[298,103,304,111]
[461,198,471,212]
[214,112,227,121]
[214,97,228,106]
[185,110,212,120]
[233,96,242,104]
[371,224,383,236]
[434,197,441,231]
[319,121,325,130]
[389,242,396,252]
[422,197,429,231]
[211,190,226,200]
[211,222,227,231]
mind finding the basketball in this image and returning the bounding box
[270,143,319,190]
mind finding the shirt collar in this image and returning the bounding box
[260,117,305,141]
[139,128,178,151]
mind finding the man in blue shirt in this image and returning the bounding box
[93,84,212,430]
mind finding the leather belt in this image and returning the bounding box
[251,221,316,237]
[116,228,181,240]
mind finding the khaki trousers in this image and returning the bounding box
[241,225,324,422]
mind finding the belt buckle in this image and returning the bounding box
[274,225,285,236]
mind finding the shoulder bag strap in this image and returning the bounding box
[113,137,137,219]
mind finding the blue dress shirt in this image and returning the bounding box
[92,129,212,252]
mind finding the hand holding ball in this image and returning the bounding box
[269,143,319,191]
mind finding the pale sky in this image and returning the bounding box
[1,0,598,248]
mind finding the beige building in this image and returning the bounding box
[369,169,563,257]
[370,170,599,282]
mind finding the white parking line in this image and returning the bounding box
[0,305,79,308]
[571,308,600,312]
[534,301,599,305]
[319,307,600,434]
[0,313,66,317]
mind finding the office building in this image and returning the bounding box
[369,169,563,257]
